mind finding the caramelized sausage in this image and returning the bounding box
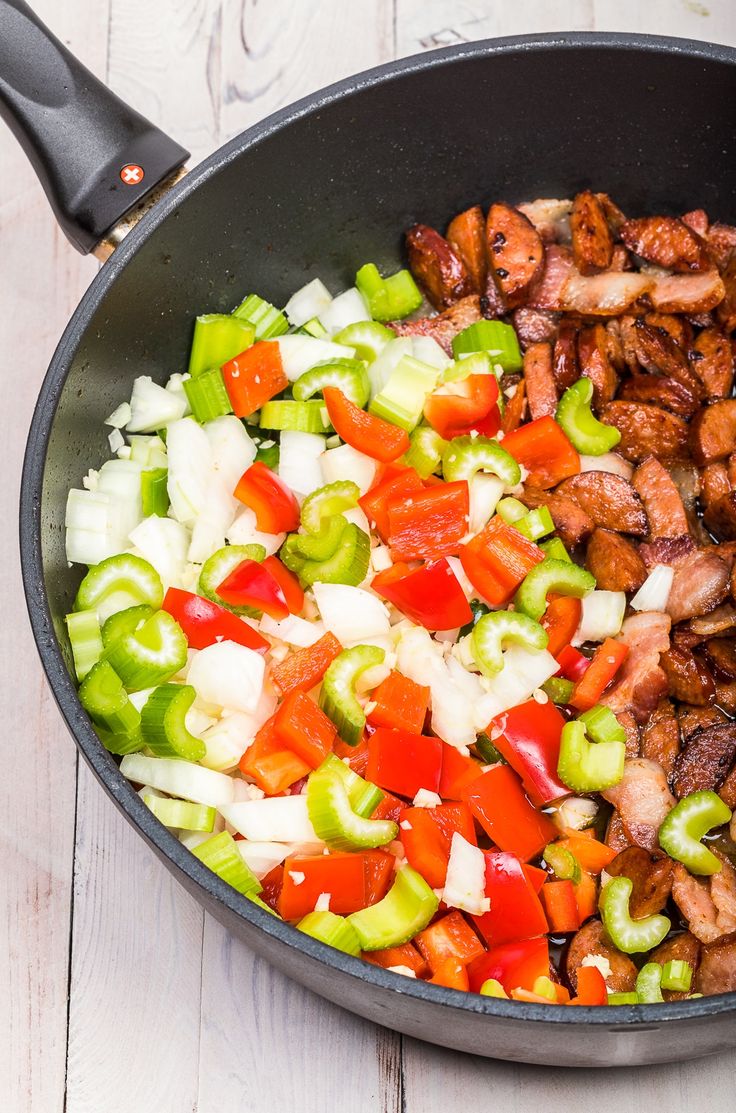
[552,321,579,392]
[619,376,700,418]
[631,456,690,539]
[599,402,690,464]
[577,324,618,408]
[660,645,716,707]
[606,847,674,918]
[446,205,487,294]
[651,932,701,1000]
[703,492,736,541]
[585,528,646,592]
[632,320,704,396]
[716,254,736,334]
[485,203,545,309]
[570,190,614,274]
[523,342,558,420]
[689,399,736,465]
[690,327,734,400]
[555,472,648,535]
[565,920,638,993]
[405,224,474,309]
[649,270,726,315]
[640,699,680,780]
[620,215,709,272]
[522,486,594,547]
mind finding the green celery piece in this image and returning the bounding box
[635,963,665,1004]
[661,959,693,993]
[578,705,627,745]
[514,557,595,623]
[141,467,170,517]
[442,435,520,487]
[556,378,621,456]
[101,604,154,650]
[297,910,362,955]
[479,979,508,998]
[318,753,384,817]
[65,609,103,681]
[607,992,639,1006]
[543,843,582,883]
[188,314,255,377]
[144,794,216,832]
[319,644,385,745]
[405,425,447,478]
[233,293,289,339]
[541,677,575,705]
[355,263,422,323]
[539,537,572,563]
[291,515,348,562]
[451,320,522,371]
[198,544,266,616]
[79,659,142,743]
[470,610,548,677]
[557,720,625,794]
[306,764,397,851]
[334,321,394,363]
[293,359,370,408]
[347,865,439,950]
[599,876,670,954]
[474,734,504,765]
[74,553,163,621]
[296,523,370,588]
[183,367,233,423]
[192,831,262,896]
[104,610,188,690]
[259,399,331,434]
[658,790,732,875]
[300,481,360,534]
[515,506,555,542]
[369,355,440,431]
[140,683,206,761]
[495,497,527,524]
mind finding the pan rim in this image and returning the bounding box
[20,29,736,1032]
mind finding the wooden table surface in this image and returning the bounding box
[3,2,736,1109]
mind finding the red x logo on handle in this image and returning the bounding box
[120,164,144,185]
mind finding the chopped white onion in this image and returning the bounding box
[205,415,257,491]
[284,278,333,327]
[186,641,266,713]
[199,712,256,772]
[276,335,355,382]
[474,646,559,724]
[442,833,490,915]
[630,565,675,614]
[468,474,505,533]
[120,753,236,807]
[320,443,377,494]
[105,401,132,428]
[219,796,321,844]
[368,337,413,397]
[225,506,285,556]
[312,582,390,645]
[187,477,237,564]
[412,789,442,808]
[128,515,189,589]
[107,428,125,453]
[126,375,187,433]
[411,335,452,371]
[318,287,370,335]
[235,840,295,879]
[573,590,627,645]
[260,613,325,647]
[278,430,326,497]
[166,417,214,526]
[554,796,598,832]
[65,489,124,565]
[578,453,633,479]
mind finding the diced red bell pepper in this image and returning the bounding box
[570,964,608,1006]
[372,557,473,631]
[222,340,288,417]
[502,415,580,489]
[502,378,526,434]
[463,764,557,862]
[271,632,342,695]
[438,743,483,801]
[569,637,629,712]
[467,403,502,438]
[323,386,409,462]
[162,587,269,653]
[215,558,289,619]
[555,644,590,681]
[428,958,470,990]
[473,850,549,947]
[423,374,499,440]
[363,850,395,905]
[399,802,477,889]
[468,937,550,995]
[540,880,580,934]
[367,670,430,734]
[387,481,470,562]
[262,555,304,614]
[273,689,337,768]
[554,835,617,875]
[370,790,406,824]
[573,870,598,923]
[239,715,311,795]
[523,864,548,894]
[279,852,368,920]
[334,734,370,777]
[541,595,582,658]
[490,698,569,807]
[234,461,300,533]
[367,727,444,799]
[259,864,284,913]
[459,517,545,606]
[359,467,424,540]
[361,941,428,975]
[415,910,486,972]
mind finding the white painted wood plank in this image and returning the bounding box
[592,0,736,47]
[0,2,105,1109]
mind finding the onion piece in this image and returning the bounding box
[630,564,675,614]
[186,641,266,713]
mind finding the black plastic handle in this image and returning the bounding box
[0,0,189,254]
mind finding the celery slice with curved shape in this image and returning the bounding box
[348,865,439,951]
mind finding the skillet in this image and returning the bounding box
[4,0,736,1065]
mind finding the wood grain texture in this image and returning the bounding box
[3,1,736,1110]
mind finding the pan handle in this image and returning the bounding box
[0,0,189,255]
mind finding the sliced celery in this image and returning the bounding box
[297,910,362,955]
[293,358,370,408]
[183,367,233,423]
[259,399,331,434]
[144,793,216,832]
[79,659,142,745]
[514,558,595,623]
[319,645,385,745]
[442,435,520,487]
[658,790,732,876]
[104,610,188,690]
[65,609,103,680]
[233,293,289,339]
[306,762,397,850]
[556,378,621,456]
[599,876,670,954]
[405,425,447,478]
[101,604,154,650]
[74,553,164,621]
[369,355,440,431]
[140,684,206,761]
[191,831,262,896]
[557,720,625,794]
[355,263,423,322]
[347,865,439,950]
[141,467,169,517]
[300,481,360,534]
[451,320,522,371]
[334,321,394,363]
[188,314,255,377]
[471,611,548,677]
[198,543,266,616]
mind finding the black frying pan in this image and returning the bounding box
[5,0,736,1066]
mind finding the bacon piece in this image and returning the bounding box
[565,921,637,993]
[672,865,723,944]
[570,190,614,274]
[689,603,736,640]
[516,197,573,244]
[716,254,736,333]
[485,203,544,310]
[555,472,647,535]
[602,757,676,851]
[512,307,559,346]
[631,456,689,539]
[672,723,736,797]
[640,699,680,780]
[388,295,481,355]
[649,270,726,314]
[606,811,632,852]
[604,319,626,371]
[620,215,709,272]
[690,399,736,465]
[703,638,736,680]
[446,205,487,295]
[690,327,734,400]
[577,324,618,408]
[660,644,715,706]
[599,402,690,464]
[707,223,736,269]
[640,538,730,624]
[528,244,575,311]
[678,704,729,740]
[695,932,736,995]
[522,342,557,420]
[522,486,593,547]
[652,932,702,1000]
[606,847,674,918]
[406,224,474,309]
[618,710,641,758]
[682,209,709,238]
[618,375,700,418]
[599,613,671,725]
[552,320,579,392]
[585,528,646,592]
[560,270,654,316]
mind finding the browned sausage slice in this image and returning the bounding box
[649,270,726,314]
[632,320,704,396]
[523,342,558,420]
[700,463,732,508]
[651,932,702,999]
[695,932,736,995]
[672,723,736,798]
[446,205,487,294]
[703,638,736,679]
[405,224,474,309]
[707,224,736,269]
[555,472,648,535]
[522,486,593,546]
[606,847,674,918]
[599,402,690,464]
[644,312,692,350]
[716,254,736,334]
[585,528,646,592]
[632,456,690,539]
[565,920,638,993]
[620,215,709,271]
[577,324,618,408]
[552,321,579,392]
[595,193,627,235]
[389,294,481,355]
[512,307,559,346]
[570,190,614,274]
[485,203,544,310]
[660,645,716,707]
[651,546,731,625]
[640,699,680,780]
[690,327,734,400]
[678,703,729,739]
[618,376,700,418]
[704,492,736,541]
[689,399,736,465]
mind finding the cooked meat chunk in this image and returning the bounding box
[606,811,632,853]
[690,327,734,400]
[620,215,709,272]
[640,539,730,624]
[406,224,474,309]
[690,399,736,466]
[600,613,672,725]
[651,932,702,999]
[694,932,736,996]
[678,704,728,740]
[570,190,614,273]
[606,847,674,917]
[703,638,736,679]
[555,472,647,535]
[640,699,680,780]
[446,205,487,294]
[632,320,703,396]
[577,324,618,408]
[602,758,676,851]
[585,529,646,592]
[552,320,579,392]
[512,307,559,346]
[672,723,736,797]
[565,920,637,993]
[619,375,700,418]
[649,271,725,314]
[486,203,544,309]
[703,492,736,541]
[522,486,594,547]
[522,342,558,419]
[516,197,573,244]
[560,271,654,316]
[632,457,690,539]
[599,402,690,464]
[660,645,715,706]
[388,294,481,354]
